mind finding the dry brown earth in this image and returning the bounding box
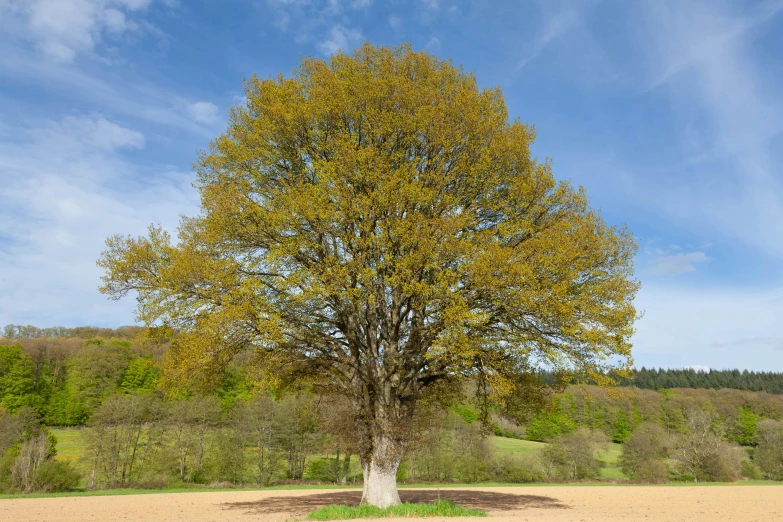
[1,485,781,522]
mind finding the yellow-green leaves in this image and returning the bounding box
[98,43,638,414]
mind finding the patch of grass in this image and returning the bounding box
[50,428,87,471]
[307,499,486,520]
[491,436,546,455]
[597,443,627,479]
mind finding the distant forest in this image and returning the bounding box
[536,367,783,395]
[4,323,783,395]
[623,367,783,395]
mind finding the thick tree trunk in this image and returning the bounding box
[360,435,403,508]
[363,461,401,508]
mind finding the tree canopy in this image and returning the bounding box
[98,43,638,506]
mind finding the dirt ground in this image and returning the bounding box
[1,486,781,522]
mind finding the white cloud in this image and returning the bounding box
[349,0,372,8]
[102,8,128,34]
[0,0,167,62]
[684,365,711,373]
[60,114,145,150]
[389,15,402,30]
[317,24,361,56]
[646,251,708,275]
[186,101,219,124]
[425,36,441,50]
[0,114,197,327]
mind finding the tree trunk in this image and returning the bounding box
[361,436,402,508]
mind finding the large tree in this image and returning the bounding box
[98,43,638,506]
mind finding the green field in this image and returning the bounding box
[50,428,87,472]
[490,436,546,455]
[490,436,627,480]
[597,443,626,479]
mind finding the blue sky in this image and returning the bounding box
[1,0,782,371]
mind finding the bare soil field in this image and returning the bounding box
[1,486,781,522]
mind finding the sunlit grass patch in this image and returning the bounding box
[306,499,487,520]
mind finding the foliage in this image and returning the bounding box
[31,459,81,492]
[96,43,639,505]
[119,358,160,394]
[618,422,669,482]
[539,427,607,480]
[84,394,165,488]
[755,419,783,480]
[524,396,576,442]
[491,452,544,483]
[307,499,486,520]
[731,406,758,446]
[406,411,493,483]
[0,409,79,493]
[0,345,44,415]
[668,409,748,482]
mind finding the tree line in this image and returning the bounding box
[2,325,144,341]
[627,367,783,395]
[535,367,783,395]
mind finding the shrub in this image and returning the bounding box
[741,459,762,480]
[130,476,170,490]
[634,460,669,483]
[619,422,669,482]
[755,420,783,480]
[492,453,544,483]
[699,442,745,482]
[453,452,492,483]
[540,427,607,480]
[32,460,80,492]
[306,458,342,482]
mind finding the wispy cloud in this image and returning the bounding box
[517,4,580,70]
[631,0,783,258]
[0,114,197,326]
[646,251,709,275]
[186,101,219,124]
[264,0,367,53]
[0,44,220,138]
[388,15,402,31]
[317,24,362,56]
[0,0,170,62]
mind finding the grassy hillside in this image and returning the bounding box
[51,428,85,468]
[491,436,627,480]
[597,443,625,479]
[491,437,545,455]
